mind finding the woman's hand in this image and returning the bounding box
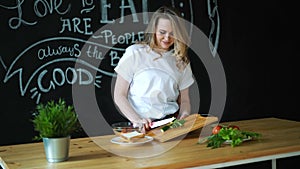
[142,118,152,131]
[133,118,152,134]
[178,112,190,120]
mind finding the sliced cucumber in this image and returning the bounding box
[160,119,186,132]
[160,125,170,132]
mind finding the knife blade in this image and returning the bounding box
[150,117,176,129]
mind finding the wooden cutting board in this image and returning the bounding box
[147,114,218,142]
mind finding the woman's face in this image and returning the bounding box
[155,18,174,51]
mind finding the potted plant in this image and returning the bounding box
[32,98,80,163]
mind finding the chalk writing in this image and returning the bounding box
[86,45,104,60]
[81,0,95,14]
[100,0,114,24]
[38,44,81,60]
[3,36,122,103]
[33,0,71,17]
[92,30,144,45]
[0,56,7,71]
[30,59,103,104]
[0,0,37,29]
[119,0,138,23]
[207,0,220,57]
[60,17,93,35]
[110,51,121,67]
[0,1,220,104]
[99,0,148,24]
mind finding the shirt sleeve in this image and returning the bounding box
[114,46,136,83]
[178,63,195,90]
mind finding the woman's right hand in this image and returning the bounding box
[133,118,152,133]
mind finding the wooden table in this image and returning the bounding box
[1,118,300,169]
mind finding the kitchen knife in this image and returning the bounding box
[150,117,176,129]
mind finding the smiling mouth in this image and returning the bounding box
[162,41,171,45]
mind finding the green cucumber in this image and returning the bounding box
[160,119,186,132]
[160,125,170,132]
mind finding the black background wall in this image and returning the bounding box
[217,0,298,122]
[0,0,298,149]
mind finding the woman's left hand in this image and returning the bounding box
[178,112,189,120]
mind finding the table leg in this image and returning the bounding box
[272,159,276,169]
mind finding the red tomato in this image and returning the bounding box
[212,125,223,135]
[228,125,240,130]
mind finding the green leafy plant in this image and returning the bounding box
[32,98,80,140]
[205,127,261,149]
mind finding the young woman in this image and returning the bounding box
[114,6,194,132]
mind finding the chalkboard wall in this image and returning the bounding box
[0,0,298,146]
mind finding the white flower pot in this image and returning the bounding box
[42,136,70,163]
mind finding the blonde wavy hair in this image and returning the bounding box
[140,6,191,71]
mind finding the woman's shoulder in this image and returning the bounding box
[125,43,149,52]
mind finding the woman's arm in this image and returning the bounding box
[113,75,151,130]
[178,88,191,119]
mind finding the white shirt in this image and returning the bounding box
[114,44,194,120]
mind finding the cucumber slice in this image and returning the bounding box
[160,125,170,132]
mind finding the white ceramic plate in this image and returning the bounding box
[111,136,153,146]
[224,137,252,144]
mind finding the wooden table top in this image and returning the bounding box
[1,117,300,169]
